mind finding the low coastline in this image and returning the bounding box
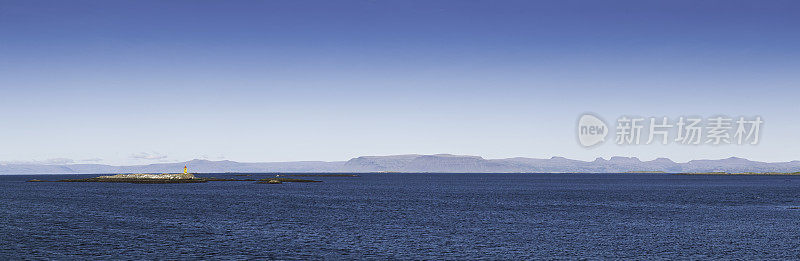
[675,172,800,175]
[27,173,327,184]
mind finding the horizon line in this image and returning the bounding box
[3,154,799,166]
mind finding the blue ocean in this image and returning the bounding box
[2,173,799,259]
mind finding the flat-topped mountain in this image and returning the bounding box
[3,155,800,174]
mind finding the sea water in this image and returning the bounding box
[1,173,799,259]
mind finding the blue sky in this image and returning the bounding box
[1,0,799,165]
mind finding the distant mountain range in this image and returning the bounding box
[3,154,800,174]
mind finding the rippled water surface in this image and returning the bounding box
[2,173,800,259]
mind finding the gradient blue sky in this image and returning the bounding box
[1,0,799,165]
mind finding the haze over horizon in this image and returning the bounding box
[3,153,800,175]
[2,154,799,167]
[2,0,799,165]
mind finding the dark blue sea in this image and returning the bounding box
[2,173,799,260]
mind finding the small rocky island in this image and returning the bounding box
[29,166,329,184]
[57,173,207,183]
[46,173,323,184]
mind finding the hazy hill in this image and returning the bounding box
[2,155,799,174]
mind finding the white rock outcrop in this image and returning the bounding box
[95,173,196,179]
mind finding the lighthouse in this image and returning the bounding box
[184,165,188,175]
